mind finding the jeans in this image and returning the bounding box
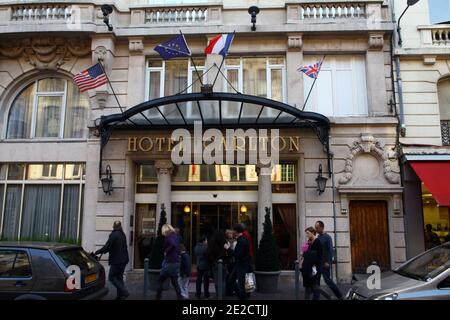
[320,265,343,299]
[178,276,190,299]
[156,261,182,300]
[108,263,129,298]
[196,269,210,298]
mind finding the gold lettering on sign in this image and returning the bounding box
[289,136,300,152]
[138,137,153,152]
[128,137,137,152]
[156,138,165,151]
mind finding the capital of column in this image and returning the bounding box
[129,37,144,55]
[256,162,273,177]
[368,32,384,51]
[155,160,174,175]
[287,33,303,51]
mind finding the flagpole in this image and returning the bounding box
[212,31,235,88]
[179,30,203,87]
[98,60,124,114]
[301,55,326,111]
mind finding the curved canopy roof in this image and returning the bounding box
[96,92,331,176]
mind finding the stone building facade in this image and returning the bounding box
[0,0,406,283]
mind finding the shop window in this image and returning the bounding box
[6,77,88,139]
[302,55,368,116]
[0,163,85,242]
[422,183,450,249]
[272,163,296,193]
[438,77,450,146]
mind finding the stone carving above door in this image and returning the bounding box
[0,37,90,70]
[339,134,400,185]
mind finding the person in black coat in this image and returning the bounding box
[95,221,129,300]
[301,227,323,300]
[229,224,252,300]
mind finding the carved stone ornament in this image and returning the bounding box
[339,135,400,185]
[93,46,108,62]
[368,33,384,51]
[155,160,174,175]
[288,34,303,50]
[129,38,144,54]
[0,37,90,70]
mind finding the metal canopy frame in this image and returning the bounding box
[96,92,331,178]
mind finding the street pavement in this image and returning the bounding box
[103,276,353,300]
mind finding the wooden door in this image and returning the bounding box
[349,201,391,273]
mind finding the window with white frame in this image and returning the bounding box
[224,56,286,102]
[0,163,85,243]
[302,55,368,116]
[6,77,89,139]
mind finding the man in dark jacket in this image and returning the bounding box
[194,235,210,299]
[95,221,129,300]
[315,221,343,300]
[229,224,251,300]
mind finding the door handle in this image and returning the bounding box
[14,281,26,288]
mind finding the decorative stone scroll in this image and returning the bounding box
[0,37,90,70]
[339,134,400,185]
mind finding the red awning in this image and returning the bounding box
[410,161,450,206]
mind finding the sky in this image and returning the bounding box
[428,0,450,24]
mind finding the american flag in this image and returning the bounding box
[298,59,324,79]
[73,63,107,92]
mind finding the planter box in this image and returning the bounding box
[254,270,281,293]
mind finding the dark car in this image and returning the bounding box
[0,242,108,300]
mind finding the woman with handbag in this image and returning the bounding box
[301,227,324,300]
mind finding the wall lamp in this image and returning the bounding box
[248,6,260,31]
[397,0,420,46]
[316,164,328,195]
[101,4,114,31]
[101,165,113,195]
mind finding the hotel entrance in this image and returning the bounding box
[172,202,257,264]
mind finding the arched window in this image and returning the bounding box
[6,77,88,139]
[438,77,450,146]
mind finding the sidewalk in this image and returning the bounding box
[103,277,352,300]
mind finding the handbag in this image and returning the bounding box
[245,272,256,293]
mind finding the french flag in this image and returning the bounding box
[204,33,235,57]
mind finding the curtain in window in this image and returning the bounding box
[21,185,61,241]
[6,83,35,139]
[64,82,88,138]
[60,185,80,241]
[243,58,267,98]
[35,96,62,138]
[276,204,297,269]
[2,185,22,240]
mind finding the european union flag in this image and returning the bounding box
[154,34,192,60]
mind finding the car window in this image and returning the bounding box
[438,276,450,289]
[55,248,96,271]
[0,250,32,278]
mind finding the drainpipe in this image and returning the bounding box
[330,149,339,283]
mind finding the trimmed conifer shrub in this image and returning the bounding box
[255,207,281,272]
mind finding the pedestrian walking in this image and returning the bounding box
[242,223,254,258]
[194,235,210,299]
[94,221,129,300]
[229,224,252,300]
[315,221,343,300]
[178,244,192,299]
[155,224,182,300]
[301,227,323,300]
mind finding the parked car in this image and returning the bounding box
[0,242,108,300]
[346,242,450,300]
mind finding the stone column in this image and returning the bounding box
[256,163,273,242]
[366,32,388,116]
[286,33,304,108]
[155,160,173,226]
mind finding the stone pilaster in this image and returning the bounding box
[367,32,388,116]
[286,33,303,109]
[155,160,174,225]
[127,37,145,109]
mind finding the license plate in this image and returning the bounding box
[85,274,97,284]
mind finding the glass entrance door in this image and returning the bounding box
[172,202,257,266]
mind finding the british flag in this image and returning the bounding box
[298,59,324,79]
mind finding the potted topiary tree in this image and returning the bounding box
[147,204,169,290]
[254,207,281,293]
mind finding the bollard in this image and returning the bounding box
[143,258,149,299]
[217,259,223,300]
[294,260,300,300]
